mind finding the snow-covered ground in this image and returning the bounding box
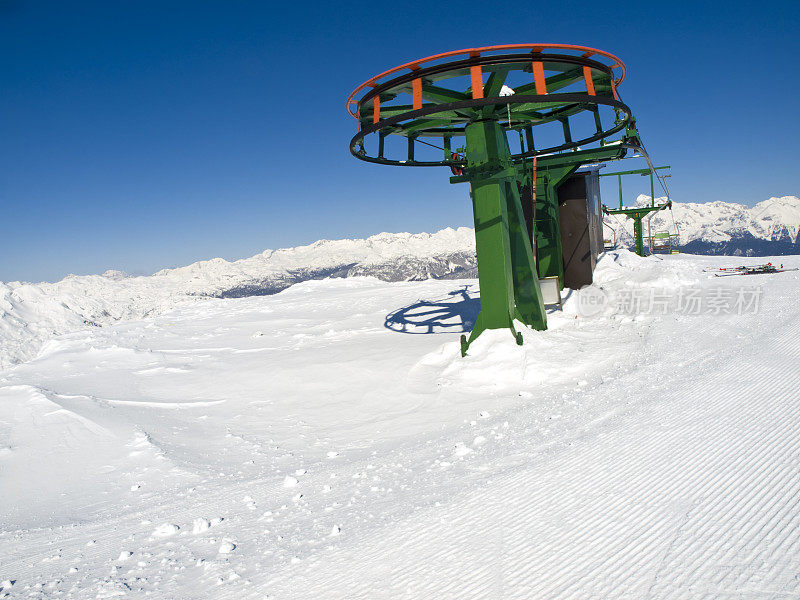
[0,228,476,371]
[3,196,798,373]
[2,250,799,598]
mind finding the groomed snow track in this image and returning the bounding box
[278,294,800,599]
[1,251,799,598]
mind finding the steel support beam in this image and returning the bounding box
[460,120,547,356]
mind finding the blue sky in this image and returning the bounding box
[1,0,798,282]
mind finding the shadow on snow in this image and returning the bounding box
[384,284,568,335]
[384,285,480,335]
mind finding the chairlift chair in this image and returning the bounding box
[650,231,672,254]
[602,221,618,251]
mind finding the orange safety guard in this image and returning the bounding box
[412,78,423,109]
[610,78,619,100]
[583,66,596,96]
[470,65,484,99]
[532,61,547,94]
[372,95,380,124]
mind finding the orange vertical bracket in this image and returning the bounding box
[583,66,596,96]
[412,77,423,109]
[373,95,380,124]
[470,65,484,99]
[532,61,547,94]
[610,79,619,100]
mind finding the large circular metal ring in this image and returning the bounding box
[346,45,631,168]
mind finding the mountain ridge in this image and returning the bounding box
[614,195,800,255]
[1,196,797,370]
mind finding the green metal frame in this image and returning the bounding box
[457,120,546,355]
[347,46,650,355]
[600,164,672,256]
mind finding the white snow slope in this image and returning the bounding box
[0,228,475,370]
[2,250,800,598]
[2,195,798,372]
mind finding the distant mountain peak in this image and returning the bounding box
[621,195,800,246]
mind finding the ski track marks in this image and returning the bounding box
[262,298,800,599]
[0,253,799,598]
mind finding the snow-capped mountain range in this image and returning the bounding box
[615,195,800,255]
[1,196,797,370]
[0,229,477,369]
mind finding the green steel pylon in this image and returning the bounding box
[461,120,547,355]
[346,44,648,354]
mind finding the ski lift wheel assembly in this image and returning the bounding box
[346,44,658,355]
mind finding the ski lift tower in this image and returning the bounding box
[347,44,655,355]
[600,165,673,256]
